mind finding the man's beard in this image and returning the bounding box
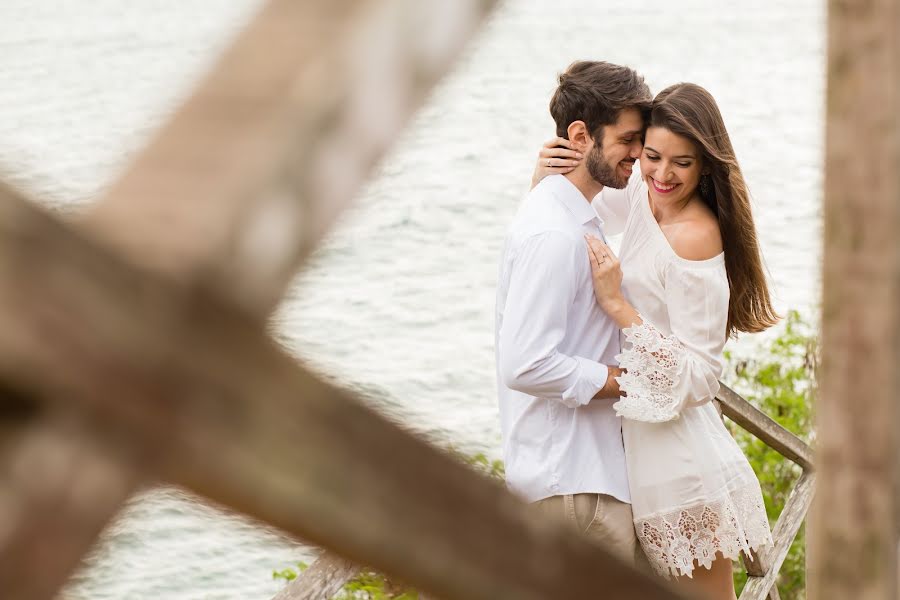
[586,143,631,189]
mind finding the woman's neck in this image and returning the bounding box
[649,193,697,224]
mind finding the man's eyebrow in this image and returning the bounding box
[619,129,643,137]
[643,145,696,159]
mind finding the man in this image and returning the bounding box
[495,61,650,562]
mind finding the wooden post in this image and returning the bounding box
[809,0,900,597]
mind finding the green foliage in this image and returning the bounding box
[271,561,308,583]
[451,449,505,481]
[336,571,419,600]
[274,311,816,599]
[273,562,418,599]
[726,310,816,599]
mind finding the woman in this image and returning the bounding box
[532,83,778,600]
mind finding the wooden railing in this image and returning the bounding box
[717,385,815,600]
[276,384,815,600]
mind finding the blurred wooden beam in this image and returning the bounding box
[0,409,142,600]
[0,178,688,600]
[84,0,500,315]
[0,1,499,598]
[809,0,900,597]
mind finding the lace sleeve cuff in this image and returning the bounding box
[612,320,687,423]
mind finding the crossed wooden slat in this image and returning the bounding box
[0,2,688,599]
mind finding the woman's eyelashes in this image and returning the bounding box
[644,154,692,168]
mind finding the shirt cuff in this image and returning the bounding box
[560,357,609,408]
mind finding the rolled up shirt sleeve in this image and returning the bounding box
[498,231,609,408]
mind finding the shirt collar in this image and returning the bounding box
[542,174,604,226]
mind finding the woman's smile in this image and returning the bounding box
[649,176,680,194]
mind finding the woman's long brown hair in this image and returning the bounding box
[650,83,779,336]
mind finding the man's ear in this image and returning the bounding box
[566,120,593,151]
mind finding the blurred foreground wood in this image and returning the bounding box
[0,1,686,599]
[0,182,686,598]
[809,0,900,598]
[6,0,890,596]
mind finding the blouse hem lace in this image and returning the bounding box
[635,482,774,579]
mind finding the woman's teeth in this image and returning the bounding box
[653,179,677,192]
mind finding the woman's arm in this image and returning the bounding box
[584,236,728,423]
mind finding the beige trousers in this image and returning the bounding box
[532,493,641,566]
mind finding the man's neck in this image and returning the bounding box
[564,170,603,204]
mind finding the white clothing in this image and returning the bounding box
[496,174,629,504]
[594,172,773,577]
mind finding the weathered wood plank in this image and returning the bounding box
[272,554,361,600]
[741,546,768,578]
[809,0,900,598]
[741,472,815,600]
[0,178,689,600]
[716,384,813,471]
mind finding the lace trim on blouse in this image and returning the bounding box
[612,320,687,422]
[635,482,774,578]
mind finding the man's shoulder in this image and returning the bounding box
[510,185,576,238]
[506,213,580,265]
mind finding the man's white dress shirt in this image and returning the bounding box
[495,174,629,504]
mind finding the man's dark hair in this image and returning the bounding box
[549,61,652,140]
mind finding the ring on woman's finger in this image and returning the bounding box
[546,158,552,167]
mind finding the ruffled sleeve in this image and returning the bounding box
[612,259,729,422]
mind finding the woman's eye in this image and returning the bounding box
[645,155,660,161]
[676,162,691,168]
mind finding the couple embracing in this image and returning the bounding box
[495,61,778,599]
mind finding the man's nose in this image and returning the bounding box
[629,140,643,159]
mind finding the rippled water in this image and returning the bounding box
[0,1,824,598]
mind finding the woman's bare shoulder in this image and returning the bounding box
[668,208,723,261]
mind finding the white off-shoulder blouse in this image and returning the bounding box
[594,173,773,578]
